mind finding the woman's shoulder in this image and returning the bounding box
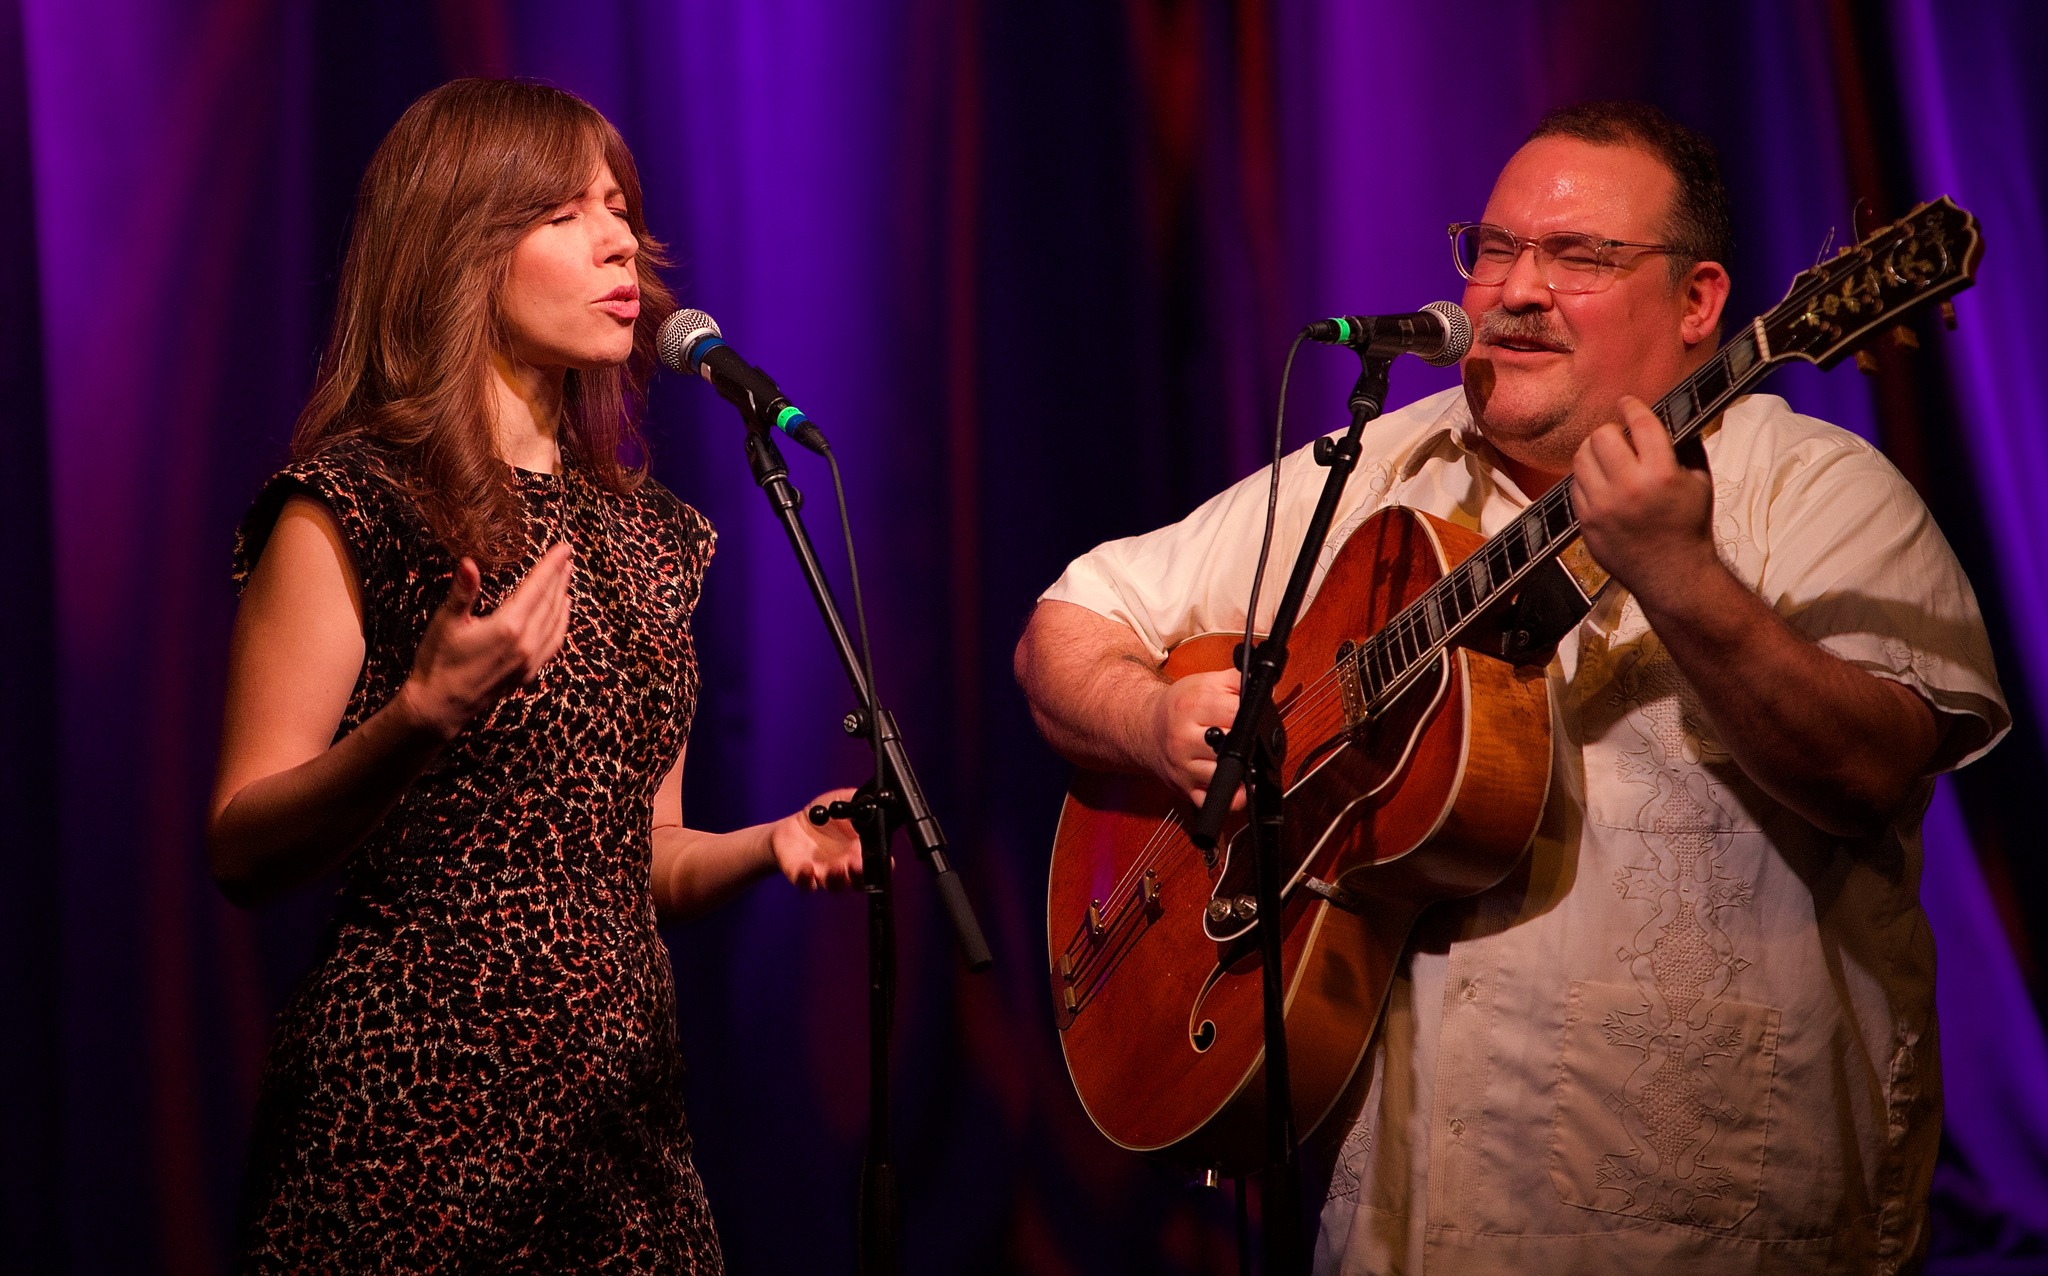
[621,472,715,549]
[234,436,420,591]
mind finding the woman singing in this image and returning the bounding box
[208,79,858,1272]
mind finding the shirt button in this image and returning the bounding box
[1462,980,1478,1001]
[1449,1118,1465,1136]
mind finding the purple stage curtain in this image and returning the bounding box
[4,2,2045,1272]
[1889,0,2048,1253]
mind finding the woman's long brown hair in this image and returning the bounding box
[293,78,676,567]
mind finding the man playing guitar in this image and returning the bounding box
[1016,102,2007,1273]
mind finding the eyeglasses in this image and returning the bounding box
[1448,221,1676,294]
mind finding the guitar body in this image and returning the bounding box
[1045,506,1554,1170]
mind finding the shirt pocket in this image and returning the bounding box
[1548,979,1783,1234]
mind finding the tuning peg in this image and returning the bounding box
[1891,326,1920,350]
[1855,350,1880,376]
[1940,300,1958,330]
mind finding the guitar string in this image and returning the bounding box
[1064,554,1469,954]
[1067,323,1757,954]
[1089,659,1352,916]
[1070,280,1799,948]
[1061,555,1380,959]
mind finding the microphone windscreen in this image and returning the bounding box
[657,309,722,374]
[1422,301,1473,366]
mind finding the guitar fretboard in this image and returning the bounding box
[1350,324,1768,710]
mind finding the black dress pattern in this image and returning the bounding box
[231,440,722,1274]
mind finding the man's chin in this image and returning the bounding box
[1462,366,1568,444]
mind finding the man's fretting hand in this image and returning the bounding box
[1570,395,1719,612]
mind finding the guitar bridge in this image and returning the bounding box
[1335,640,1369,733]
[1140,869,1162,915]
[1304,876,1362,912]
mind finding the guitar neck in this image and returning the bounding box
[1350,321,1775,711]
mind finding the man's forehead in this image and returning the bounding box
[1481,136,1675,236]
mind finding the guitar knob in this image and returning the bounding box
[1941,300,1958,330]
[1232,895,1258,922]
[1206,898,1235,924]
[1855,350,1879,376]
[1891,325,1920,349]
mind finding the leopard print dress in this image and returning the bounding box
[231,440,723,1274]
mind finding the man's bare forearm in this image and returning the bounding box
[1014,600,1171,775]
[1636,562,1939,837]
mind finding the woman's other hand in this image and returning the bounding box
[771,788,864,891]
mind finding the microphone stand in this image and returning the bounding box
[736,423,995,1276]
[1189,354,1393,1276]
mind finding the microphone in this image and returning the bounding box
[657,309,830,455]
[1302,301,1471,367]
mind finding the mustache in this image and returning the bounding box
[1477,309,1575,351]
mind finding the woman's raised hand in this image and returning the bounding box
[400,542,574,739]
[769,788,865,891]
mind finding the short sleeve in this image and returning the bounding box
[1755,437,2010,771]
[1040,390,1468,660]
[1041,454,1310,661]
[232,442,412,597]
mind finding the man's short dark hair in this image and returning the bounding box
[1529,101,1733,283]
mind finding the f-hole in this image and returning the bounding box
[1190,1020,1216,1052]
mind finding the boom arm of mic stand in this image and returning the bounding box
[740,428,994,971]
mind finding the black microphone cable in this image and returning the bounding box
[1240,333,1307,679]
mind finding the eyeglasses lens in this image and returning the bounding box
[1454,225,1611,294]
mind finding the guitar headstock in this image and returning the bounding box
[1762,196,1982,369]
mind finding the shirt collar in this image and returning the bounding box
[1399,389,1538,506]
[1399,390,1485,479]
